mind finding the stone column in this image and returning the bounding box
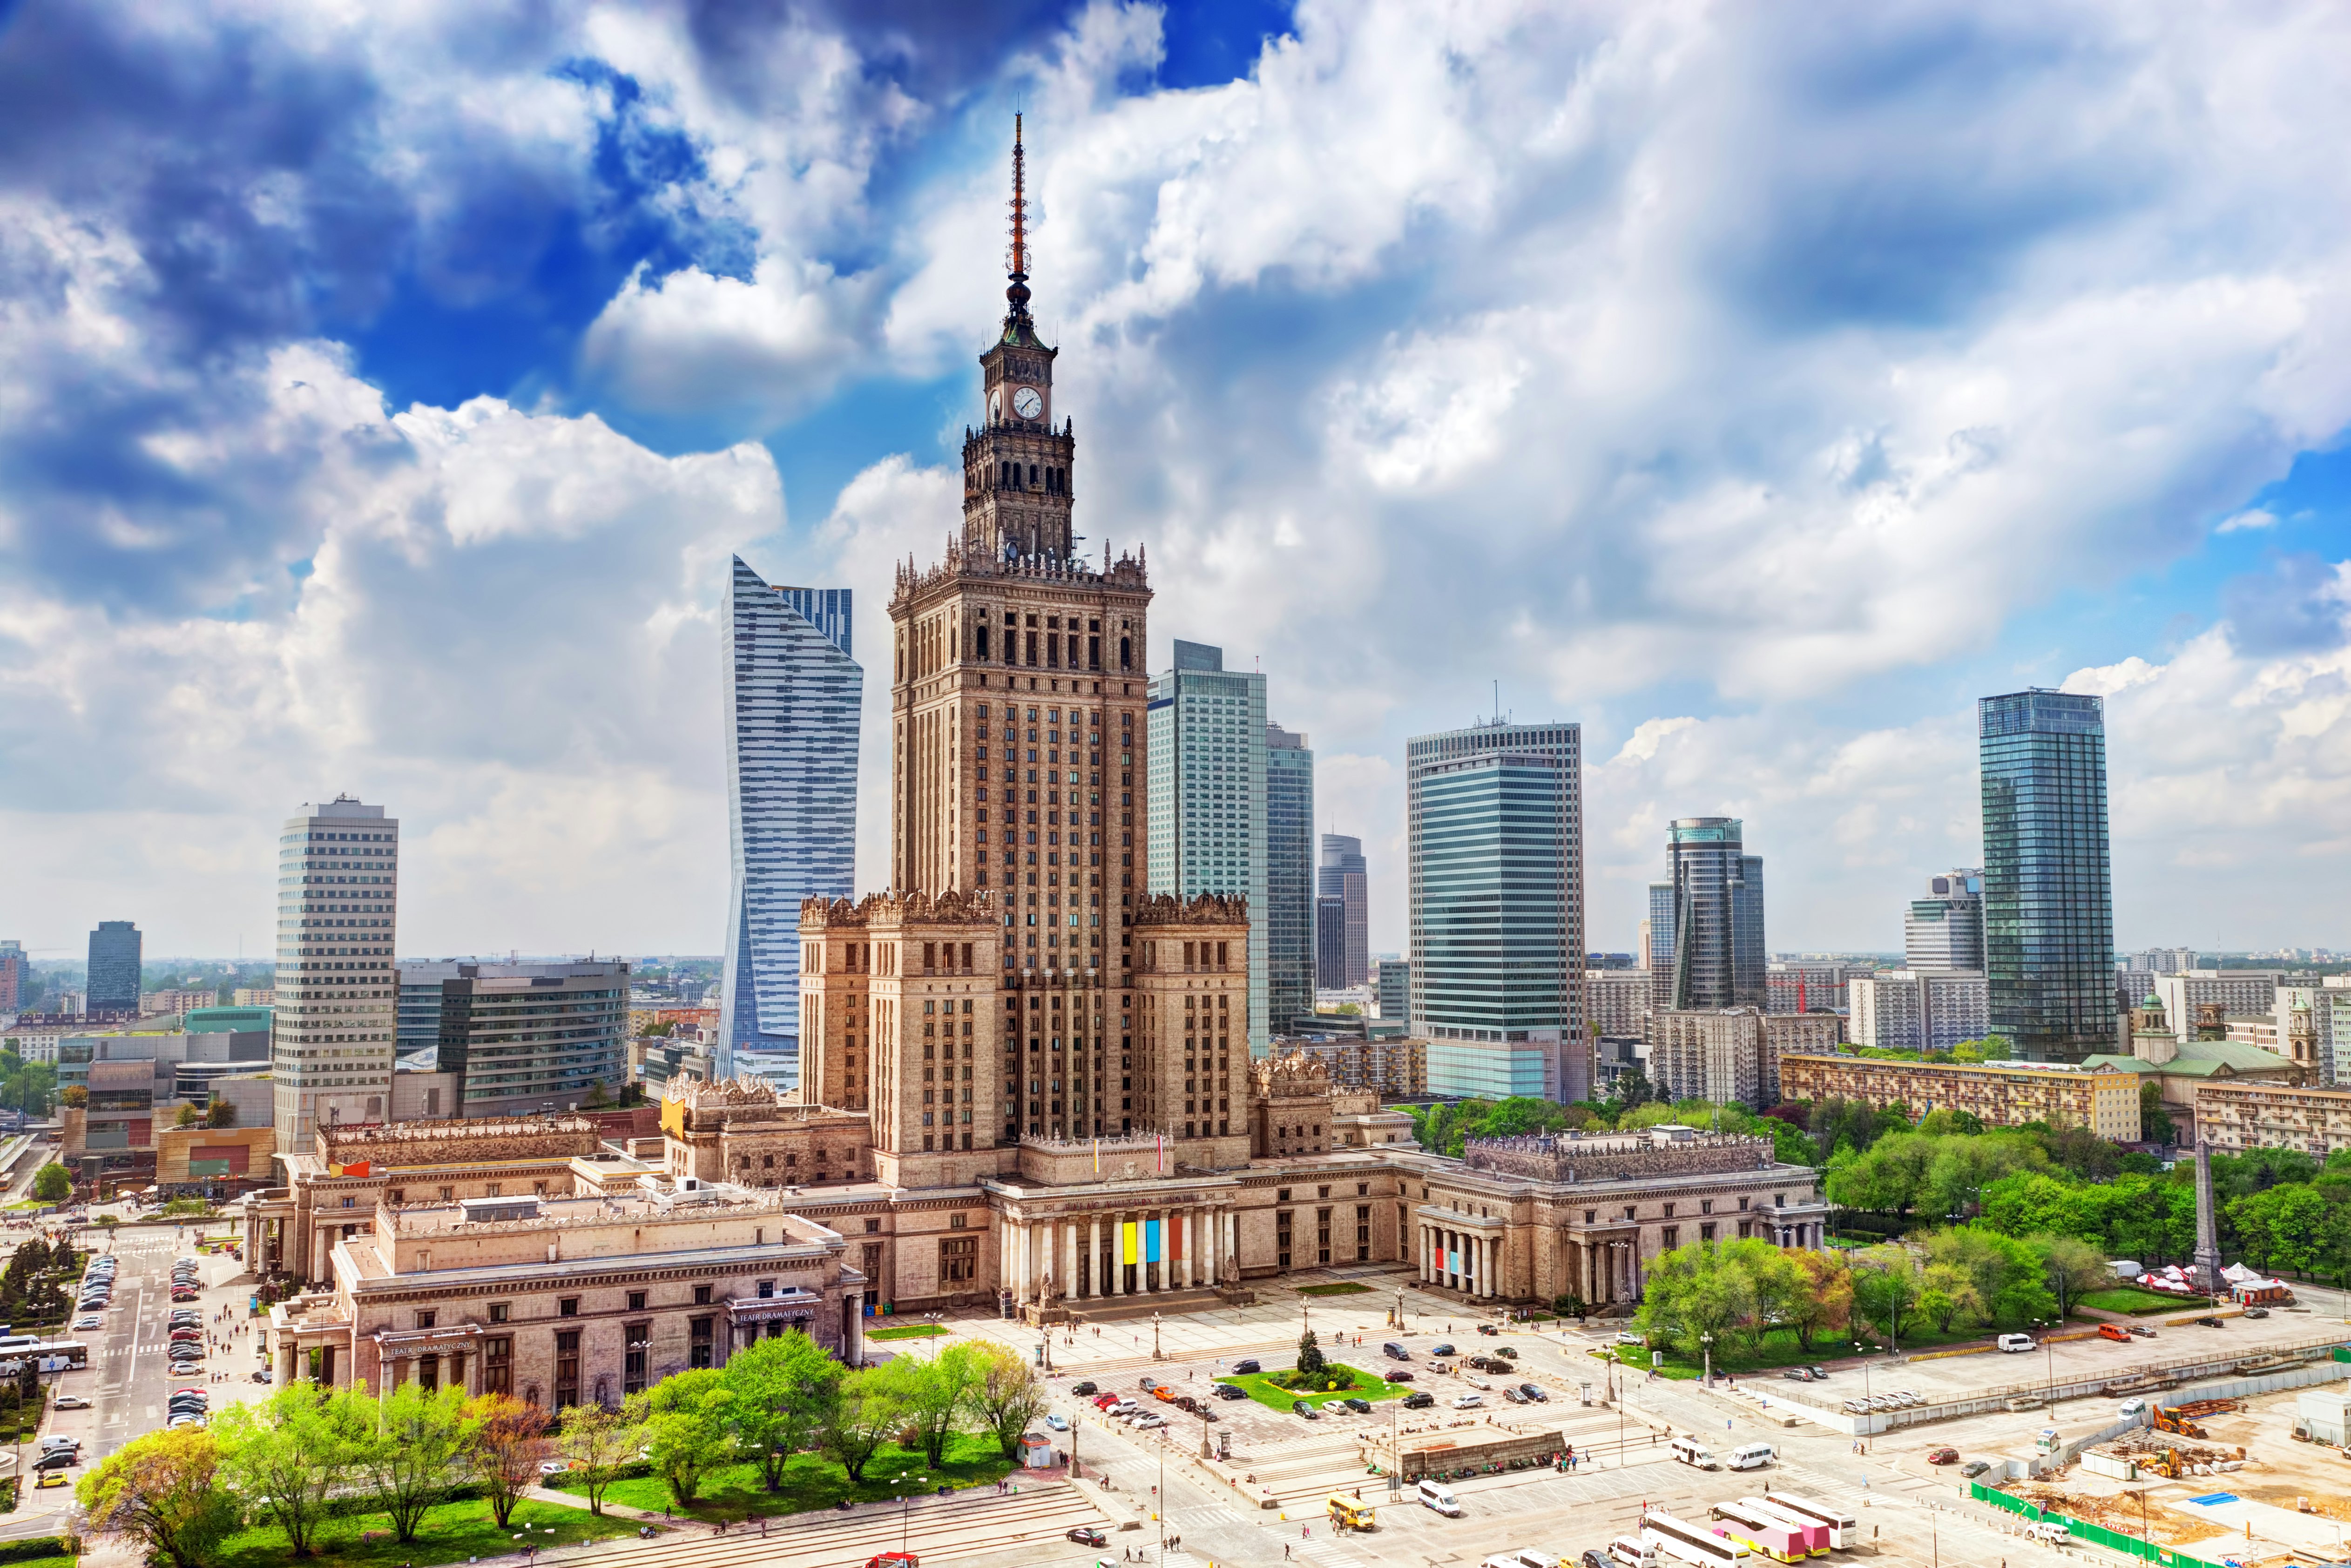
[1061,1219,1078,1303]
[845,1291,865,1365]
[1109,1215,1125,1296]
[1228,1209,1240,1280]
[1201,1209,1217,1286]
[1147,1209,1162,1292]
[1181,1211,1195,1290]
[1000,1220,1017,1301]
[1087,1217,1102,1298]
[1488,1236,1500,1299]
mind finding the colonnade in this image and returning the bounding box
[1417,1222,1501,1298]
[1004,1205,1235,1304]
[1572,1235,1641,1305]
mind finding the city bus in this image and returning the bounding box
[1642,1510,1751,1568]
[1709,1502,1805,1565]
[36,1341,88,1371]
[1761,1494,1855,1551]
[1740,1499,1830,1558]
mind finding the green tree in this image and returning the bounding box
[1849,1245,1923,1346]
[2036,1234,2113,1319]
[1635,1240,1749,1354]
[631,1368,734,1508]
[214,1385,366,1558]
[965,1341,1050,1460]
[821,1367,906,1484]
[357,1382,470,1542]
[32,1162,71,1203]
[79,1427,240,1568]
[2229,1185,2332,1275]
[1784,1250,1852,1351]
[873,1345,981,1467]
[554,1402,642,1516]
[1295,1327,1326,1376]
[720,1330,843,1492]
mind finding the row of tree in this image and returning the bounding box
[1398,1096,1820,1165]
[1635,1228,2115,1354]
[82,1331,1048,1568]
[1976,1146,2351,1278]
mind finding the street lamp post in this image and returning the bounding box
[1855,1340,1872,1451]
[1152,1310,1162,1362]
[1701,1331,1715,1390]
[895,1471,919,1555]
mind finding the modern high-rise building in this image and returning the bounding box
[1979,689,2116,1060]
[272,795,399,1156]
[0,941,24,1014]
[1664,818,1765,1011]
[86,921,142,1013]
[1372,957,1411,1021]
[719,557,861,1085]
[1148,640,1270,1048]
[432,960,631,1117]
[1905,869,1986,971]
[1316,833,1369,989]
[1405,721,1584,1099]
[1314,894,1346,1000]
[1264,722,1315,1046]
[1847,969,1991,1052]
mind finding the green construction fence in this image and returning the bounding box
[1969,1482,2213,1568]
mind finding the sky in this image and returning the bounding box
[3,0,2349,967]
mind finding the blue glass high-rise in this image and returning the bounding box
[1980,689,2115,1059]
[719,558,861,1084]
[1264,722,1315,1043]
[87,920,141,1013]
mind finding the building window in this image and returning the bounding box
[689,1316,715,1369]
[693,1284,713,1305]
[1315,1208,1332,1266]
[1276,1210,1293,1270]
[1700,1223,1716,1243]
[1663,1226,1680,1250]
[627,1291,646,1312]
[1354,1205,1371,1262]
[622,1321,650,1396]
[414,1311,436,1330]
[941,1236,978,1284]
[757,1279,775,1299]
[558,1297,579,1317]
[417,1353,439,1393]
[489,1302,510,1324]
[483,1336,512,1396]
[554,1330,580,1412]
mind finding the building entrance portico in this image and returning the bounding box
[994,1175,1244,1324]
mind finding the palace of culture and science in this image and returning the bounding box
[246,125,1827,1400]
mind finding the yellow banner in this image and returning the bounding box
[1120,1221,1138,1264]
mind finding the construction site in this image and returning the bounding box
[1982,1382,2351,1564]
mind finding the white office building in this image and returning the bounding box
[1147,640,1271,1049]
[1847,969,1991,1053]
[272,795,400,1156]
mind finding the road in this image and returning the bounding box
[8,1219,267,1540]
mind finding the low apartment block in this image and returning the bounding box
[2194,1081,2351,1159]
[1778,1052,2140,1140]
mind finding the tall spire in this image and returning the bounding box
[1004,113,1034,333]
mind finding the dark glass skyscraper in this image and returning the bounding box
[1665,818,1765,1010]
[1979,689,2115,1059]
[1264,723,1315,1041]
[86,920,141,1012]
[1317,833,1369,988]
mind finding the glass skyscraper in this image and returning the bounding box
[1664,818,1765,1010]
[719,557,861,1085]
[1316,833,1369,989]
[1146,641,1270,1048]
[86,920,141,1013]
[1264,722,1315,1043]
[1405,721,1583,1099]
[1980,689,2115,1060]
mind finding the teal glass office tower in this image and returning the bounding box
[719,557,862,1085]
[1980,689,2115,1060]
[86,920,142,1013]
[1147,640,1270,1048]
[1265,723,1315,1043]
[1405,721,1583,1099]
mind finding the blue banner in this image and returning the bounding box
[1145,1219,1162,1263]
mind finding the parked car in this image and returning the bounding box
[1615,1331,1644,1346]
[1494,1346,1519,1359]
[1232,1359,1261,1374]
[1341,1397,1373,1414]
[1291,1400,1320,1420]
[34,1473,64,1490]
[2098,1324,2133,1343]
[1502,1388,1529,1404]
[1519,1383,1547,1402]
[538,1460,570,1476]
[2244,1307,2270,1319]
[1389,1371,1415,1382]
[1402,1392,1436,1409]
[31,1451,74,1472]
[1926,1446,1959,1465]
[2195,1316,2224,1329]
[865,1554,918,1568]
[1782,1367,1816,1381]
[2129,1325,2156,1338]
[1093,1394,1120,1410]
[1212,1384,1247,1400]
[1432,1343,1456,1357]
[72,1317,100,1331]
[1477,1324,1500,1336]
[1067,1528,1108,1548]
[1069,1380,1097,1397]
[1045,1413,1069,1431]
[1809,1365,1830,1378]
[54,1395,89,1411]
[1962,1460,1992,1479]
[1452,1393,1483,1409]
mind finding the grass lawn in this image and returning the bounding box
[214,1497,634,1568]
[5,1555,74,1568]
[866,1323,951,1341]
[550,1434,1014,1523]
[1214,1361,1412,1413]
[2079,1287,2201,1316]
[1296,1282,1372,1297]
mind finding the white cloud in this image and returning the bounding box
[2218,508,2279,533]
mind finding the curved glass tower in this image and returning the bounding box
[1979,689,2115,1060]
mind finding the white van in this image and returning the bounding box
[2118,1398,2148,1419]
[1418,1479,1464,1516]
[1726,1443,1776,1471]
[1513,1552,1563,1568]
[1669,1436,1718,1469]
[1997,1333,2035,1353]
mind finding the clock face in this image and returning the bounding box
[1012,385,1044,419]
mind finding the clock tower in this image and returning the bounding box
[963,116,1078,563]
